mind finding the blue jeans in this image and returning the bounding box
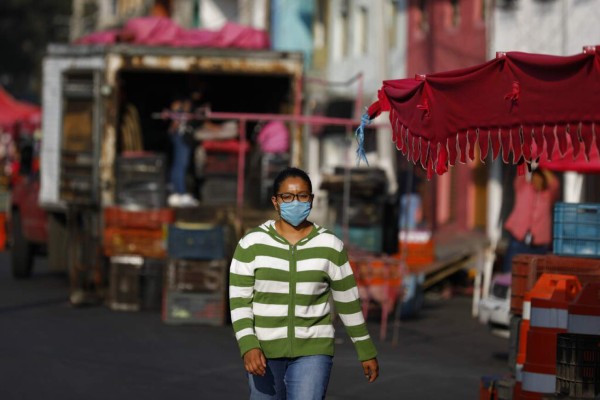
[169,133,191,194]
[248,355,333,400]
[502,234,550,273]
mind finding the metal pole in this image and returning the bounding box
[236,119,247,218]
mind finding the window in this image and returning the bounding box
[336,3,350,59]
[418,0,429,33]
[450,0,461,28]
[356,7,368,55]
[387,1,399,48]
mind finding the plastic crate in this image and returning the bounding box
[331,197,384,227]
[165,259,227,293]
[200,176,237,205]
[553,202,600,258]
[116,153,167,208]
[333,225,383,253]
[162,291,225,326]
[203,151,239,175]
[108,256,164,312]
[556,333,600,399]
[104,207,174,230]
[103,227,167,259]
[167,224,225,260]
[510,254,600,316]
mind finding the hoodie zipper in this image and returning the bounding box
[289,244,296,356]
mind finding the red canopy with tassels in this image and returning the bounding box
[366,46,600,178]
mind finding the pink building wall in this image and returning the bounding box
[407,0,487,231]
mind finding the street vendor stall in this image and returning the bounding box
[357,45,600,319]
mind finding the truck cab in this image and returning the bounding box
[9,134,49,277]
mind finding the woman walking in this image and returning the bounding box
[229,167,379,399]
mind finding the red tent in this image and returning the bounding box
[363,46,600,177]
[0,86,41,135]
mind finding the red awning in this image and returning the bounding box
[0,86,41,134]
[366,46,600,177]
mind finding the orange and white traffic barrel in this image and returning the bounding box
[513,273,571,398]
[514,292,531,398]
[521,274,581,399]
[567,282,600,335]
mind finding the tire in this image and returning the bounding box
[11,210,34,279]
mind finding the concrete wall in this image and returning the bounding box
[326,0,409,99]
[492,0,600,56]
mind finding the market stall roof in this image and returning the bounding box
[75,17,270,49]
[363,46,600,178]
[0,86,41,134]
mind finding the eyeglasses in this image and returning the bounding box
[276,192,313,203]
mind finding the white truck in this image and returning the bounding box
[14,43,303,302]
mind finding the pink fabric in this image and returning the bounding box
[538,134,600,172]
[504,175,559,245]
[75,17,270,49]
[257,121,289,153]
[367,47,600,177]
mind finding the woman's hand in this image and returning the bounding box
[362,358,379,383]
[243,348,267,376]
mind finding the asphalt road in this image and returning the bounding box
[0,251,508,399]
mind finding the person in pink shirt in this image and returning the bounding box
[502,168,560,272]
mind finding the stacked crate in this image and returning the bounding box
[103,207,174,311]
[162,220,233,325]
[115,152,168,209]
[325,168,388,254]
[553,202,600,258]
[104,152,171,311]
[200,140,249,204]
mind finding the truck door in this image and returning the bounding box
[59,70,105,304]
[60,70,101,205]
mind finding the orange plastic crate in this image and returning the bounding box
[392,240,435,270]
[104,207,174,230]
[510,254,600,316]
[103,227,167,258]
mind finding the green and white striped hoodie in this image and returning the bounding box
[229,220,377,361]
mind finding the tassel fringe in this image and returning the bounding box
[388,112,599,176]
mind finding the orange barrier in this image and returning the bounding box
[511,254,600,316]
[521,274,581,399]
[0,212,6,251]
[568,282,600,335]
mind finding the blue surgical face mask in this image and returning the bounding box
[279,200,311,227]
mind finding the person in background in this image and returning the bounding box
[229,167,379,399]
[502,168,560,273]
[166,95,198,207]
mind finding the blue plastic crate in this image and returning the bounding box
[553,202,600,258]
[333,225,383,253]
[167,224,225,260]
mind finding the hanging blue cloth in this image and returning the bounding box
[355,112,371,166]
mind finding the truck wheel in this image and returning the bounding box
[11,211,34,278]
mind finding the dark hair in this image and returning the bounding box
[272,167,312,196]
